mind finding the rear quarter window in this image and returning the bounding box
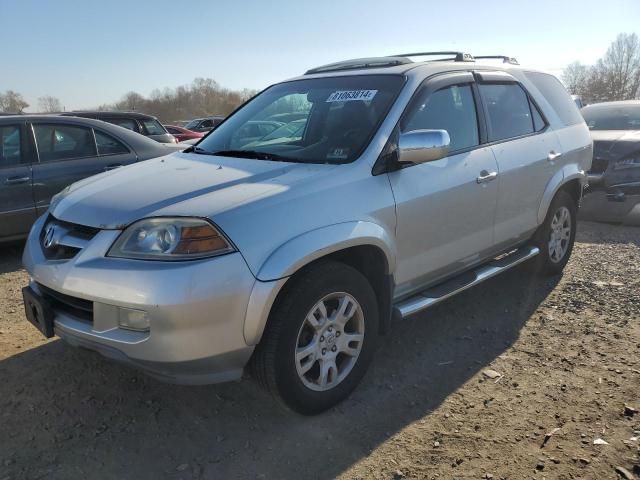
[524,72,584,126]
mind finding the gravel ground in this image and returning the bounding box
[0,220,638,480]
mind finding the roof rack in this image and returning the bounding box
[475,55,519,65]
[305,56,412,75]
[392,51,475,62]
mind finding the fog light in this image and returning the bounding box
[118,307,150,332]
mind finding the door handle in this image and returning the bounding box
[476,170,498,184]
[547,151,562,162]
[4,176,31,185]
[104,164,123,171]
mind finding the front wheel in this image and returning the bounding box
[250,261,378,415]
[531,190,577,275]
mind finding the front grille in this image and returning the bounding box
[40,215,100,260]
[589,157,609,174]
[38,283,93,323]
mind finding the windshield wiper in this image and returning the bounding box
[211,149,296,162]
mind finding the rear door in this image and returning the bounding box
[30,121,137,215]
[475,73,562,248]
[388,72,500,297]
[0,123,36,239]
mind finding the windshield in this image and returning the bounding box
[582,105,640,130]
[184,119,202,129]
[194,75,405,164]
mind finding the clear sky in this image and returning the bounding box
[2,0,639,111]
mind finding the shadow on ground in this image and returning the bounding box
[0,241,24,275]
[0,260,559,480]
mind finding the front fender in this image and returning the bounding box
[256,221,397,281]
[537,163,586,224]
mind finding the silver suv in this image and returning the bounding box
[21,52,592,414]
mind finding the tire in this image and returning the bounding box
[250,260,379,415]
[531,190,577,276]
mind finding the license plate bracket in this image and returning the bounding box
[22,286,54,338]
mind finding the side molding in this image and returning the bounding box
[256,221,397,282]
[537,164,586,225]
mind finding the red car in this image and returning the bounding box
[164,125,205,143]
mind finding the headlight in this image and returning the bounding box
[108,217,234,260]
[613,156,640,170]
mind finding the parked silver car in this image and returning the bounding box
[22,52,592,414]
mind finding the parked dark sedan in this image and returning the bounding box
[581,101,640,224]
[60,111,177,144]
[0,115,182,241]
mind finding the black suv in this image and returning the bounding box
[60,111,176,144]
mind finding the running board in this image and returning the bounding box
[395,246,540,318]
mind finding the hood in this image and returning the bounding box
[52,152,334,229]
[591,130,640,160]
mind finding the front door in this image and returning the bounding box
[0,123,36,240]
[387,73,499,298]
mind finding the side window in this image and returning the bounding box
[33,124,97,162]
[200,119,214,129]
[524,71,585,126]
[0,126,22,167]
[403,84,479,152]
[95,131,129,155]
[479,83,534,142]
[531,101,546,132]
[106,118,138,132]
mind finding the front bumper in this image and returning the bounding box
[22,214,258,384]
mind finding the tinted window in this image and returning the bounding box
[165,126,180,134]
[525,71,584,126]
[0,126,21,167]
[581,104,640,130]
[33,124,97,162]
[95,131,129,155]
[479,83,534,142]
[141,119,166,135]
[404,84,479,152]
[106,118,138,132]
[184,119,201,129]
[200,119,214,129]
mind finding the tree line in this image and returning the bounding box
[0,78,256,123]
[563,32,640,103]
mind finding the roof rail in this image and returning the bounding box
[391,51,475,62]
[305,56,412,75]
[475,55,519,65]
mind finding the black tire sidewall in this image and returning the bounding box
[271,262,379,414]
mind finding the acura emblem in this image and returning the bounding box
[43,225,57,249]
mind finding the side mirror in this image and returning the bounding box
[398,129,450,164]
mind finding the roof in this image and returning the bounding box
[582,100,640,109]
[60,110,160,120]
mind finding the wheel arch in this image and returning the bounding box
[244,222,397,345]
[537,164,586,225]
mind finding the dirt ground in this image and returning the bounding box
[0,220,638,480]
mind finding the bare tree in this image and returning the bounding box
[37,95,63,112]
[562,62,590,96]
[0,90,29,113]
[564,33,640,103]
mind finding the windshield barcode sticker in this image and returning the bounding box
[326,90,378,103]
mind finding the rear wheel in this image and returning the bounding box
[531,190,577,275]
[251,261,378,415]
